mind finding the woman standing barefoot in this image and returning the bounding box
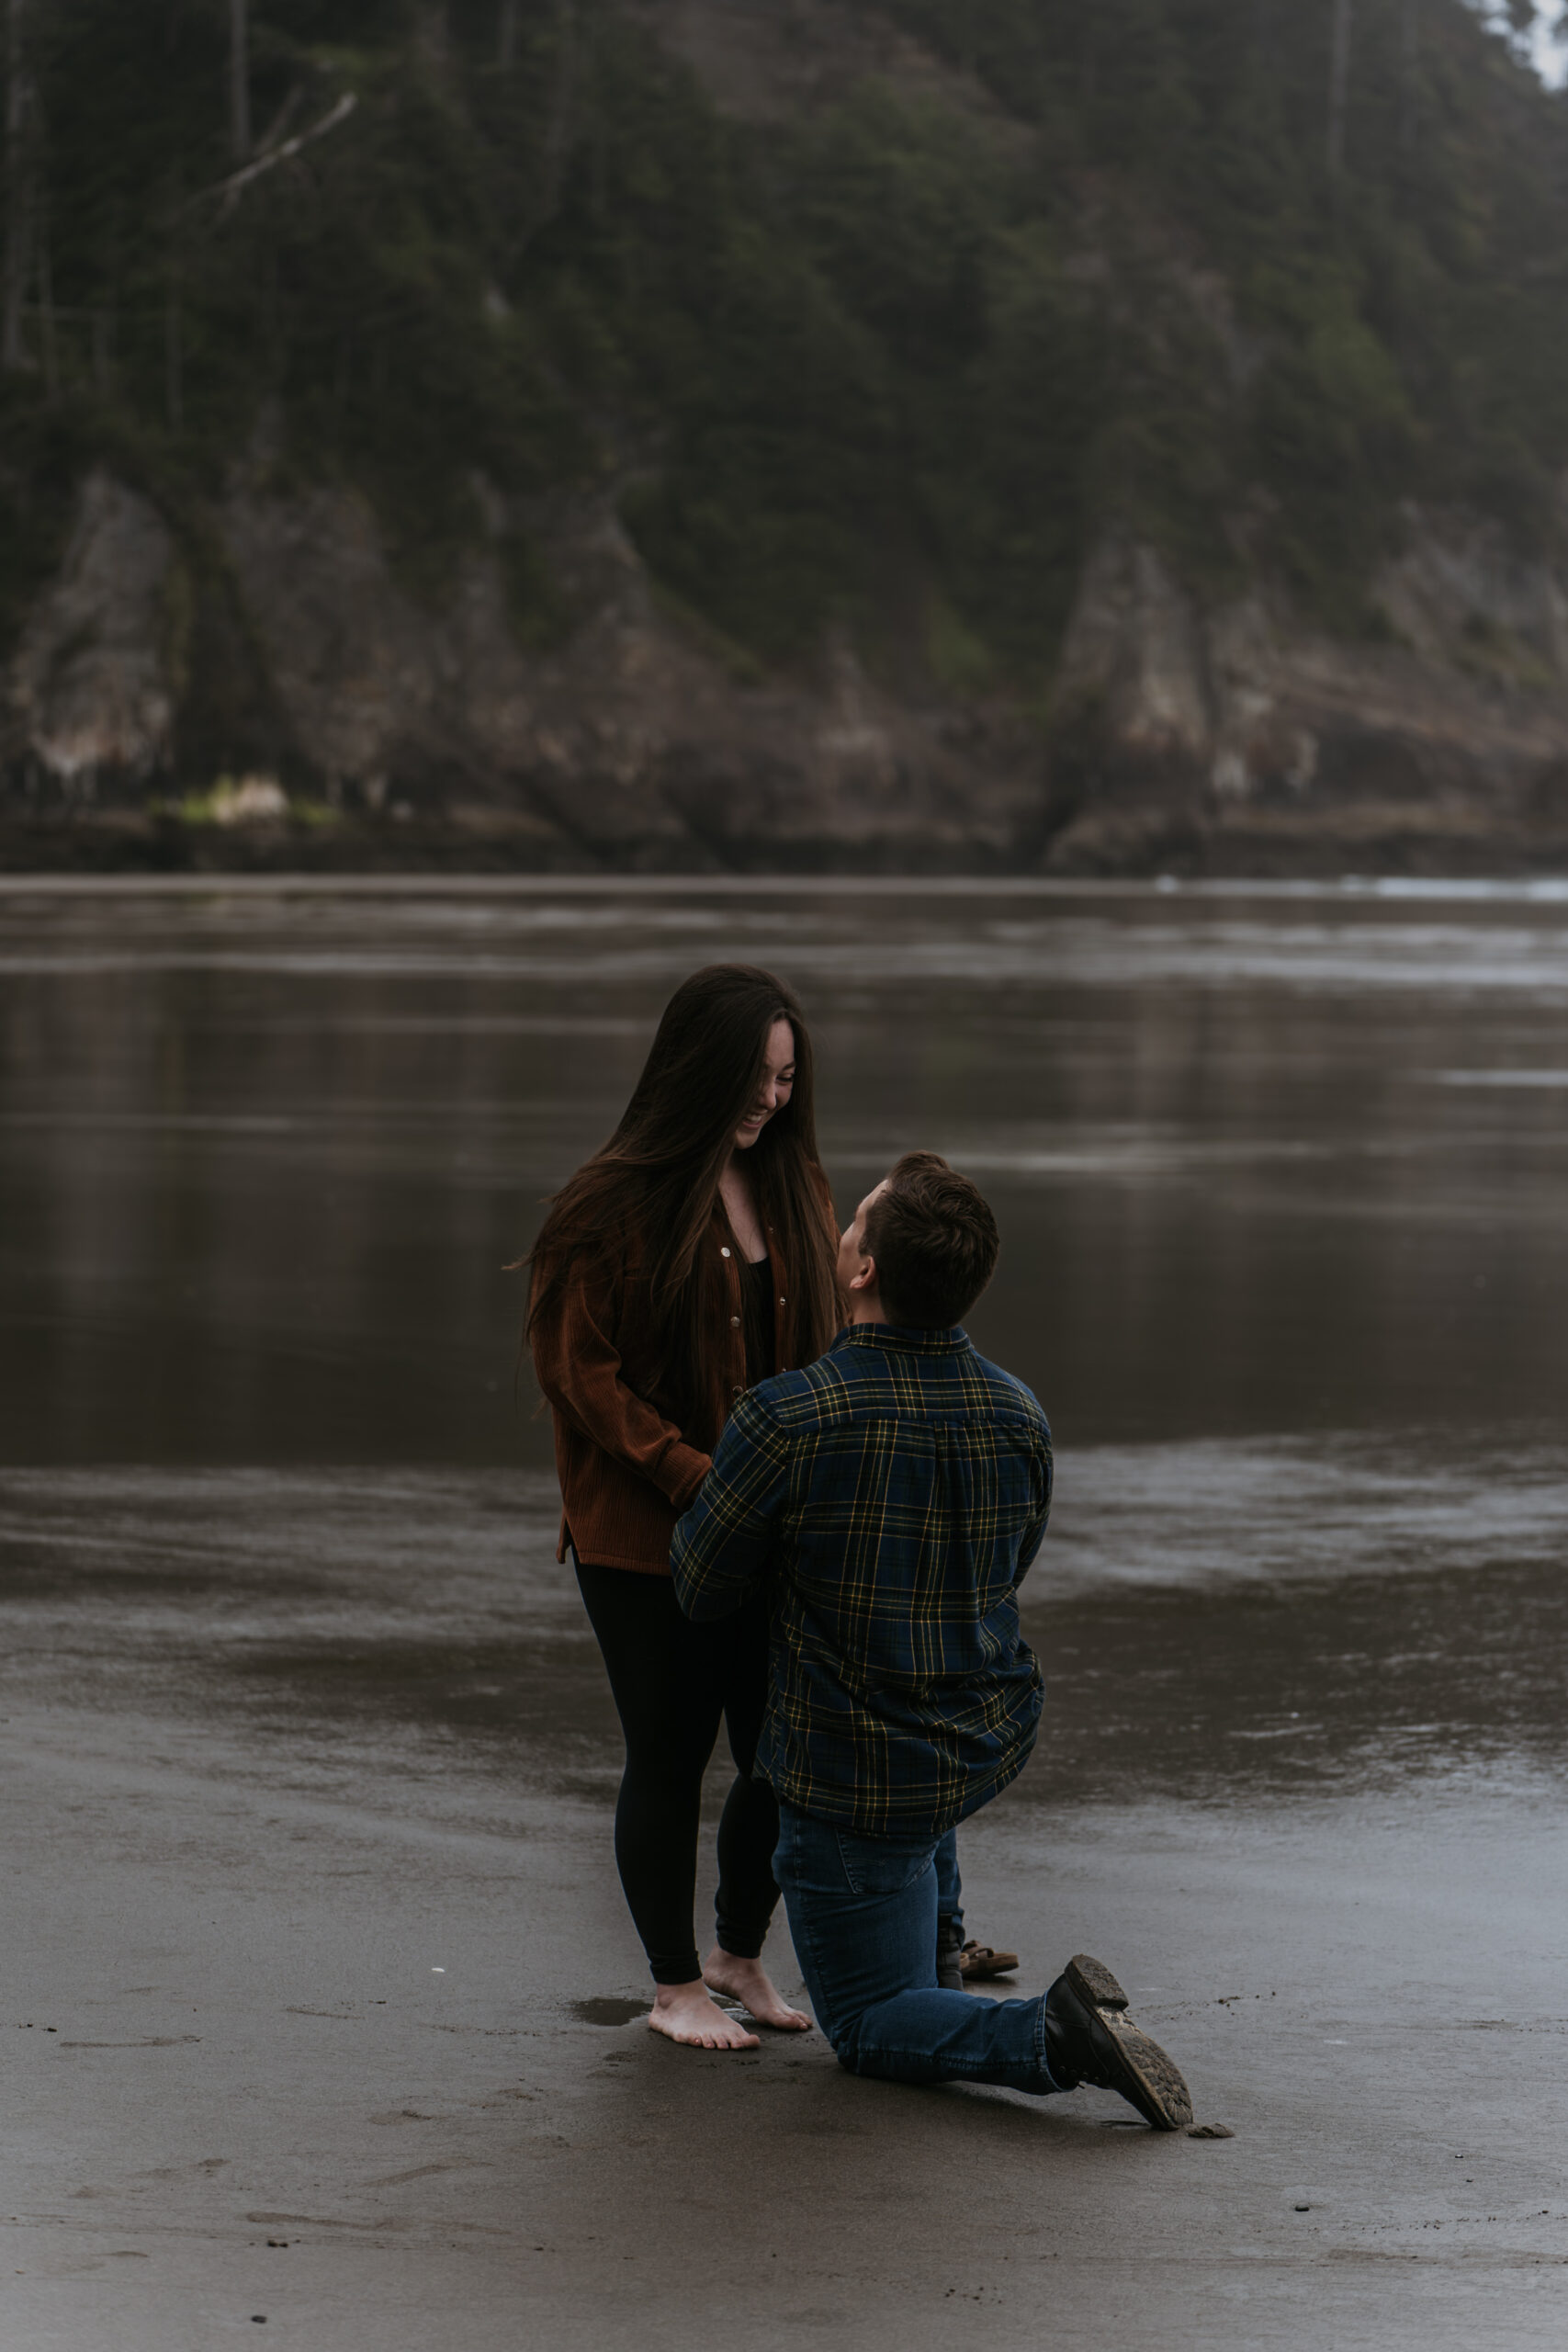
[526,966,841,2048]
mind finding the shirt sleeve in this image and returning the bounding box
[1012,1427,1055,1588]
[671,1392,790,1622]
[530,1253,712,1513]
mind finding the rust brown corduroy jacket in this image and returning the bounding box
[530,1173,837,1576]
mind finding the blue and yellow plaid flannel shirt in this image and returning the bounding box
[671,1323,1051,1838]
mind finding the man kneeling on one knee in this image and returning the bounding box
[671,1152,1193,2130]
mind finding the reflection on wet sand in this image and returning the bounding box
[5,883,1568,2348]
[2,881,1566,1804]
[3,1442,1562,1815]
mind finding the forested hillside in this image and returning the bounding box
[6,0,1568,872]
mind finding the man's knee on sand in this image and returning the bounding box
[827,2011,957,2084]
[832,2032,935,2082]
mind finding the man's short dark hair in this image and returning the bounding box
[863,1151,999,1329]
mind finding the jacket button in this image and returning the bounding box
[778,1295,786,1307]
[730,1316,740,1328]
[733,1385,745,1399]
[720,1246,731,1259]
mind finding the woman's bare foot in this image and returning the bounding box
[648,1979,761,2050]
[702,1947,812,2031]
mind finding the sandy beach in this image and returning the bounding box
[5,880,1568,2346]
[4,1459,1566,2352]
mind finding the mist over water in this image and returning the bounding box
[3,880,1565,1809]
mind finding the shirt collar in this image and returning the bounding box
[836,1322,970,1358]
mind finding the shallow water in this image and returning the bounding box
[2,878,1564,1813]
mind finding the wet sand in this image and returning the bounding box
[4,880,1568,2345]
[4,1463,1567,2350]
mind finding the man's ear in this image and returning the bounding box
[849,1252,877,1295]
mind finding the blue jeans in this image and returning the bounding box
[773,1803,1062,2094]
[934,1828,963,1935]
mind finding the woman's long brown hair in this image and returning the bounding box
[525,965,840,1441]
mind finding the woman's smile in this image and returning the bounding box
[733,1018,796,1149]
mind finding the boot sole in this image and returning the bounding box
[1065,1954,1193,2132]
[1066,1952,1129,2011]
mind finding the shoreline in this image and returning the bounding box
[3,809,1568,891]
[6,867,1568,901]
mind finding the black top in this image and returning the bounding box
[740,1254,776,1390]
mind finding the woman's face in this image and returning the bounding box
[734,1019,796,1150]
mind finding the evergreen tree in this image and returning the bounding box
[3,0,1568,682]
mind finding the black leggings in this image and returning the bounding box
[574,1557,782,1986]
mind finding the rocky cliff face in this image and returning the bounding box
[1043,523,1568,873]
[9,475,177,799]
[7,455,1568,875]
[5,0,1568,876]
[1,454,1045,872]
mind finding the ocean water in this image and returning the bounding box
[3,877,1565,1808]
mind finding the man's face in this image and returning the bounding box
[836,1179,888,1300]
